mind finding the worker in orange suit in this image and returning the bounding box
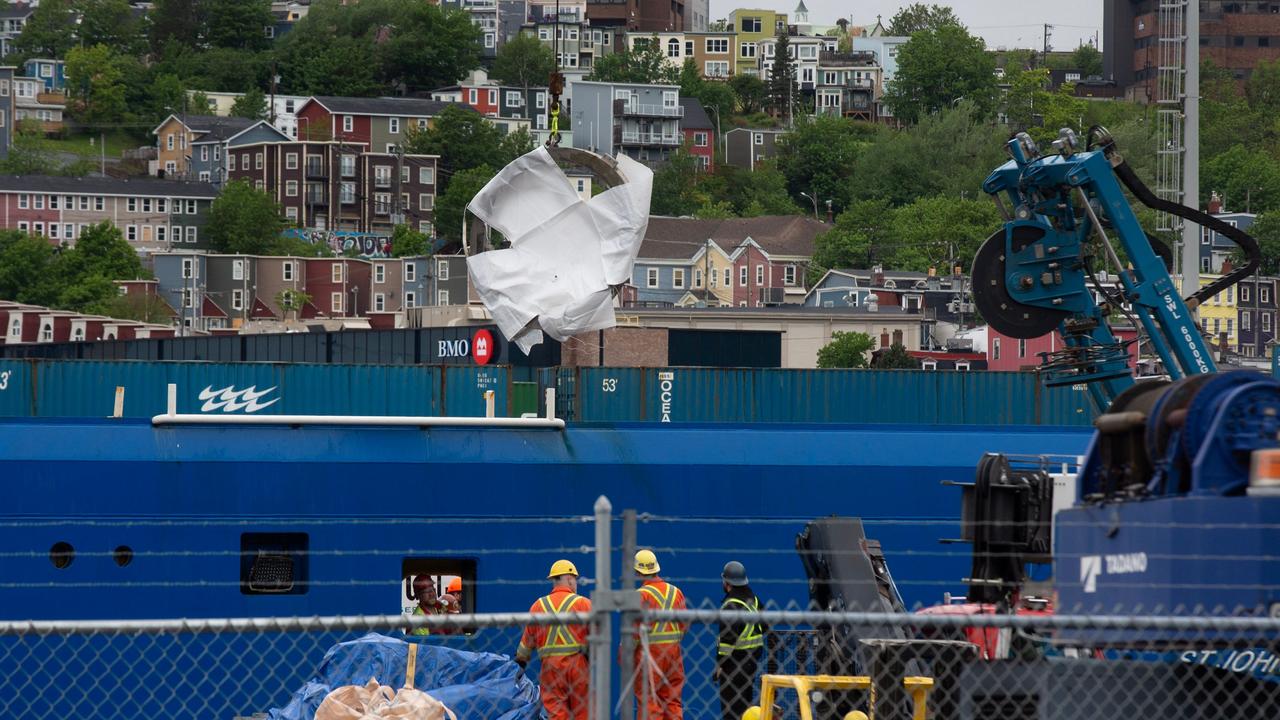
[632,549,687,720]
[516,559,592,720]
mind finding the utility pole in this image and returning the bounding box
[1042,24,1053,60]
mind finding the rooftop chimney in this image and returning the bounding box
[1209,191,1223,215]
[927,266,936,277]
[1222,258,1234,275]
[872,265,884,286]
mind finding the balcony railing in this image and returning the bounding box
[621,102,684,117]
[306,189,327,205]
[620,131,681,146]
[305,161,325,178]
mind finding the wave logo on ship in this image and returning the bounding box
[198,385,280,413]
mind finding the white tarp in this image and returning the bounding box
[465,147,653,352]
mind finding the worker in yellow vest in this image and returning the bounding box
[516,560,593,720]
[716,561,764,720]
[633,549,687,720]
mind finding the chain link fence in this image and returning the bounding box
[2,610,1278,720]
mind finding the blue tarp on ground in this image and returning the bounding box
[268,633,541,720]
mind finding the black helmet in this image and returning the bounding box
[722,561,749,587]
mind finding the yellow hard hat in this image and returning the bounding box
[742,707,761,720]
[548,559,579,579]
[634,549,660,575]
[843,712,869,720]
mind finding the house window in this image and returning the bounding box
[405,263,416,282]
[438,289,450,305]
[437,259,449,280]
[706,38,728,53]
[375,166,391,187]
[741,42,757,58]
[375,264,385,283]
[419,194,433,210]
[1227,318,1234,336]
[955,362,970,371]
[694,269,703,288]
[340,183,356,204]
[343,115,353,133]
[255,153,264,169]
[17,193,27,209]
[506,90,521,106]
[286,180,298,197]
[685,40,694,57]
[389,117,400,134]
[172,226,183,243]
[331,292,344,313]
[1266,313,1274,332]
[705,61,729,77]
[232,289,244,311]
[157,198,168,213]
[232,259,245,280]
[754,133,763,145]
[49,223,58,239]
[78,196,88,210]
[694,132,708,147]
[167,134,174,151]
[647,268,659,287]
[127,197,137,212]
[182,258,194,278]
[401,166,411,184]
[784,265,796,285]
[671,268,685,289]
[741,16,761,32]
[1264,285,1273,304]
[739,266,748,285]
[1242,284,1251,303]
[723,268,731,287]
[183,289,194,308]
[405,291,416,308]
[756,265,764,284]
[993,338,1001,360]
[332,264,344,283]
[283,261,295,281]
[1243,311,1252,330]
[419,167,434,184]
[469,88,478,104]
[156,226,166,244]
[419,221,432,235]
[186,199,196,214]
[286,153,298,170]
[126,225,137,241]
[667,38,680,57]
[374,293,385,311]
[922,360,938,370]
[285,207,298,221]
[187,226,197,243]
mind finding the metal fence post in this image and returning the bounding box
[592,496,613,720]
[619,509,637,720]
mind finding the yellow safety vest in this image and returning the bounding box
[640,583,684,645]
[536,592,587,658]
[411,605,431,637]
[718,596,763,656]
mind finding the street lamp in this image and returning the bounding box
[799,191,819,220]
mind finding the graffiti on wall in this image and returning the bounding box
[283,229,393,258]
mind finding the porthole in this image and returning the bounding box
[49,542,74,569]
[112,545,134,567]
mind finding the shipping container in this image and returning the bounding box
[0,361,32,416]
[442,366,510,417]
[548,367,1096,426]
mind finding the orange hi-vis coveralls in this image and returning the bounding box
[517,588,592,720]
[634,579,688,720]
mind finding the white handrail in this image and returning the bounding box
[152,413,565,428]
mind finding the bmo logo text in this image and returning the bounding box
[436,329,496,365]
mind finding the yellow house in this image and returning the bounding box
[1197,273,1239,350]
[678,241,735,307]
[729,9,787,76]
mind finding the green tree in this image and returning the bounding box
[774,114,873,213]
[588,37,679,84]
[767,30,795,118]
[391,224,432,257]
[275,0,480,95]
[882,24,998,123]
[1001,68,1088,143]
[102,291,176,324]
[12,0,76,59]
[204,0,273,50]
[816,330,874,368]
[231,86,268,120]
[147,73,189,125]
[708,162,798,217]
[886,3,961,35]
[403,106,507,194]
[75,0,145,54]
[148,0,203,54]
[886,194,1000,271]
[1070,43,1103,77]
[65,44,128,127]
[499,127,536,161]
[1202,145,1280,215]
[650,148,703,217]
[275,288,311,321]
[491,33,556,92]
[0,232,60,307]
[729,74,767,115]
[872,343,921,369]
[1235,212,1280,275]
[206,180,287,254]
[437,165,496,243]
[809,198,896,282]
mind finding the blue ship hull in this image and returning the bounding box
[0,418,1093,619]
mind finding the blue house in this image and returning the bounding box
[190,119,289,187]
[1199,203,1255,274]
[22,59,65,93]
[803,269,873,308]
